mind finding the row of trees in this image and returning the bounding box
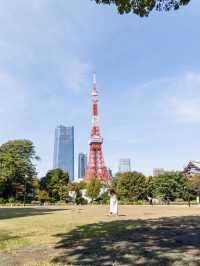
[0,139,200,204]
[113,171,200,204]
[41,168,200,205]
[0,139,100,204]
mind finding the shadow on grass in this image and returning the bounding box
[0,207,67,220]
[0,232,21,242]
[52,216,200,266]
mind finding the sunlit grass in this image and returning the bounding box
[1,205,200,265]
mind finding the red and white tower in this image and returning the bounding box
[84,73,111,184]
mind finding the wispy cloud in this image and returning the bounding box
[169,97,200,122]
[62,59,92,93]
[126,71,200,124]
[165,72,200,122]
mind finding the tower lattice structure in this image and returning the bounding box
[84,73,111,184]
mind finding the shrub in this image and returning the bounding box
[8,197,16,204]
[75,189,87,205]
[0,198,6,204]
[97,192,110,204]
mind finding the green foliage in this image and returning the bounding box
[97,192,110,204]
[189,175,200,195]
[111,176,118,190]
[182,178,196,204]
[111,171,197,204]
[67,182,77,192]
[145,176,155,198]
[8,197,16,204]
[75,188,87,205]
[67,182,88,204]
[151,172,196,202]
[0,198,6,204]
[114,172,146,201]
[86,177,102,202]
[77,181,87,190]
[40,169,69,201]
[93,0,190,16]
[0,139,39,201]
[37,190,49,203]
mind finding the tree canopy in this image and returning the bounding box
[40,168,69,201]
[147,172,196,203]
[0,139,39,200]
[111,171,197,204]
[151,172,185,201]
[189,175,200,196]
[86,177,102,202]
[93,0,190,16]
[114,171,146,201]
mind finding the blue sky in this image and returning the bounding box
[0,0,200,178]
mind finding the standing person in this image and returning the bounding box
[109,189,118,215]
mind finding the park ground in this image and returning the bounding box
[0,205,200,266]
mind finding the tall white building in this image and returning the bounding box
[118,159,131,173]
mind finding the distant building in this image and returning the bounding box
[153,168,165,177]
[118,159,131,173]
[78,153,87,179]
[53,125,74,181]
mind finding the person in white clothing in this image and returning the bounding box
[109,189,118,215]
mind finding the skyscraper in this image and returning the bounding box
[118,159,131,173]
[78,153,87,179]
[53,125,74,181]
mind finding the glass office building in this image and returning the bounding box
[78,153,87,179]
[53,125,74,181]
[118,158,131,173]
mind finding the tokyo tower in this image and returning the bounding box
[84,73,111,184]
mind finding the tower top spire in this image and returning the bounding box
[92,70,97,96]
[93,70,96,84]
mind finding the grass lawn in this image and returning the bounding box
[0,205,200,266]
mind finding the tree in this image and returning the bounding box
[66,181,87,204]
[115,171,146,202]
[86,177,102,202]
[145,176,155,198]
[37,190,49,204]
[151,171,195,202]
[75,187,87,205]
[93,0,190,16]
[97,191,110,204]
[189,175,200,198]
[182,178,196,206]
[40,169,69,201]
[0,139,39,200]
[77,181,87,190]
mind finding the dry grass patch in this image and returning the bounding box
[0,205,200,265]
